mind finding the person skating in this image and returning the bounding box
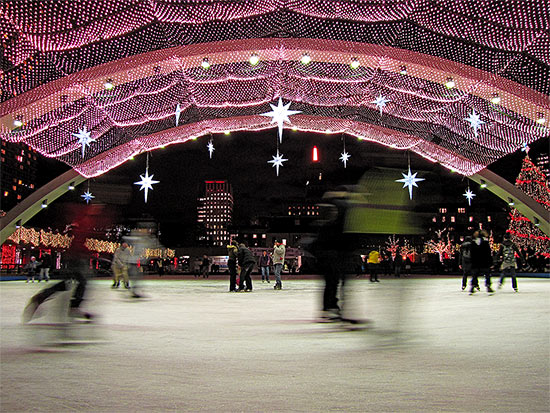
[39,252,52,282]
[367,249,380,282]
[112,242,131,289]
[259,250,271,283]
[237,242,255,292]
[459,236,477,291]
[498,233,523,292]
[272,240,286,290]
[470,229,494,294]
[226,240,239,292]
[25,256,40,283]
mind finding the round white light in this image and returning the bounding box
[249,54,260,66]
[445,78,456,89]
[300,54,311,65]
[350,58,360,69]
[104,80,114,90]
[13,119,23,128]
[201,58,210,70]
[490,95,501,105]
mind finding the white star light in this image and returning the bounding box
[463,188,476,206]
[260,97,302,143]
[73,126,95,158]
[268,150,288,176]
[339,151,351,168]
[396,167,425,200]
[175,103,182,126]
[207,140,215,158]
[372,95,390,115]
[81,191,95,204]
[464,109,486,138]
[521,142,530,154]
[134,168,160,203]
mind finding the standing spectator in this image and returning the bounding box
[459,236,476,291]
[200,255,210,278]
[237,243,255,292]
[470,230,494,294]
[259,250,271,283]
[498,233,523,292]
[367,249,380,282]
[25,256,39,283]
[39,252,52,282]
[272,240,286,290]
[227,241,239,292]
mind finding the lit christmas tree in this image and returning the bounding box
[506,155,550,254]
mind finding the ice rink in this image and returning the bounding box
[1,277,549,412]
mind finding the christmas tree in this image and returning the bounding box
[506,155,550,254]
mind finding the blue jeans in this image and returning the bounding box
[261,266,270,281]
[274,263,283,287]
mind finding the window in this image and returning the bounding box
[487,216,491,222]
[469,216,474,222]
[458,208,466,213]
[451,216,455,223]
[439,208,447,213]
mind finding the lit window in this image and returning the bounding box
[18,180,22,184]
[17,195,21,200]
[3,191,8,196]
[458,208,466,213]
[487,216,491,222]
[469,216,474,222]
[439,208,447,213]
[451,216,455,223]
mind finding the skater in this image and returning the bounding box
[367,249,380,282]
[227,240,238,292]
[498,233,523,292]
[22,205,106,323]
[393,248,403,278]
[39,252,52,282]
[272,240,285,290]
[200,255,210,278]
[112,242,131,289]
[25,256,40,283]
[470,229,494,294]
[459,236,476,291]
[237,242,255,292]
[259,250,271,283]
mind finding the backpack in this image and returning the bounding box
[502,243,516,266]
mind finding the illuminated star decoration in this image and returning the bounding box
[207,139,215,158]
[260,97,302,143]
[81,190,95,204]
[464,109,486,138]
[72,126,95,158]
[175,103,182,126]
[463,187,476,206]
[134,168,160,203]
[339,151,350,168]
[268,150,288,176]
[396,167,425,200]
[521,142,530,154]
[372,94,390,115]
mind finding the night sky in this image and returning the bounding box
[31,132,549,246]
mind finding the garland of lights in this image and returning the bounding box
[7,227,72,249]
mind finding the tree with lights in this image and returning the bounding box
[506,156,550,254]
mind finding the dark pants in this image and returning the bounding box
[500,267,518,290]
[472,267,491,291]
[368,263,379,281]
[238,262,254,291]
[322,263,343,311]
[228,259,237,291]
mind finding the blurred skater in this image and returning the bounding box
[459,236,477,291]
[39,252,52,282]
[200,255,210,278]
[367,249,380,282]
[112,242,131,289]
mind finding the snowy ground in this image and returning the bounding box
[1,277,549,412]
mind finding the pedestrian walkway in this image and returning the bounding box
[1,278,548,412]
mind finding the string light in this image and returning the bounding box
[0,2,547,180]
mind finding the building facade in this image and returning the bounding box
[196,180,233,246]
[1,141,38,212]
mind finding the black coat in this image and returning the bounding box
[471,238,492,269]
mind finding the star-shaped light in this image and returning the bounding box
[81,190,95,204]
[260,97,302,143]
[339,151,350,168]
[175,103,182,126]
[268,150,288,176]
[521,142,530,154]
[72,126,95,158]
[134,168,160,203]
[372,95,390,115]
[396,167,425,200]
[463,188,476,206]
[464,109,486,138]
[207,140,215,158]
